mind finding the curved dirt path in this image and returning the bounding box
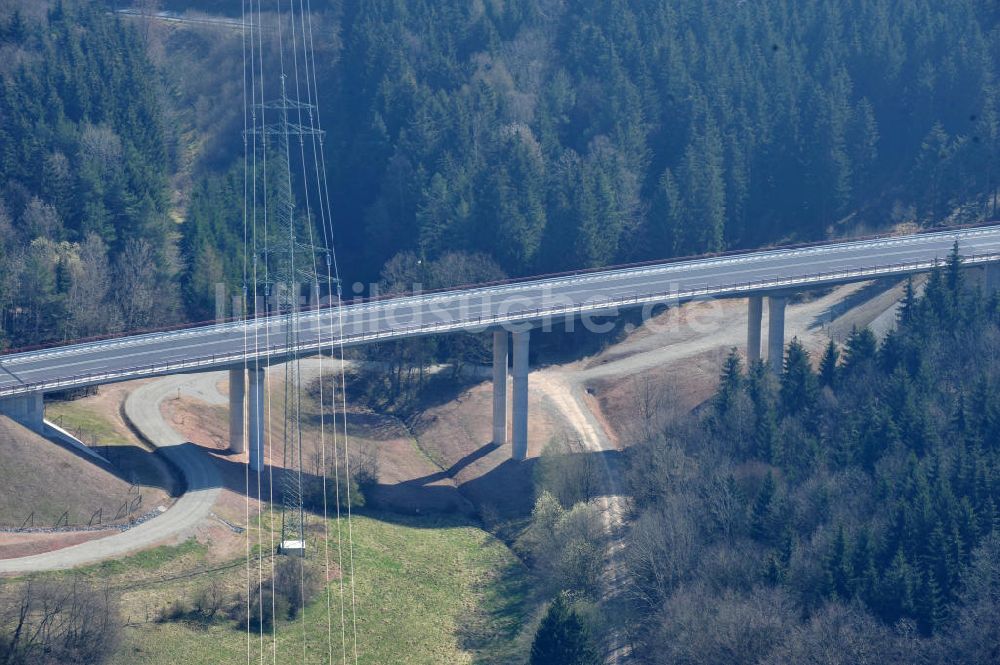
[532,371,631,663]
[0,373,223,573]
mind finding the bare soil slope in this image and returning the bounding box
[164,367,477,519]
[0,416,139,530]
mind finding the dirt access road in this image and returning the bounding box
[0,374,225,574]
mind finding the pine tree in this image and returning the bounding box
[781,338,818,417]
[715,348,743,417]
[530,593,601,665]
[818,340,839,388]
[899,277,917,327]
[842,326,878,374]
[750,472,777,542]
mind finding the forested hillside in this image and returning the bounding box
[619,251,1000,661]
[181,0,1000,307]
[0,1,178,349]
[2,0,1000,345]
[319,0,1000,281]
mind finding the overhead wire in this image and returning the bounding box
[300,7,362,656]
[249,0,279,661]
[290,1,343,661]
[240,1,253,663]
[281,0,317,660]
[243,1,357,661]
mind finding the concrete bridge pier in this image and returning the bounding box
[229,367,246,454]
[747,295,763,364]
[767,295,788,374]
[511,330,530,461]
[248,365,265,472]
[492,331,508,446]
[0,393,44,432]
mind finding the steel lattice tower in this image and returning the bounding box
[247,75,329,558]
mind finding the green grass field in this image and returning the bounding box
[108,513,529,665]
[46,399,129,443]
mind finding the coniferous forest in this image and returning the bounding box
[620,250,1000,660]
[1,1,1000,345]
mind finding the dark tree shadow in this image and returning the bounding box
[807,277,902,330]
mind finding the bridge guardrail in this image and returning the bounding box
[0,251,996,398]
[2,223,997,360]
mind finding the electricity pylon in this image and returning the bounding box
[247,74,330,558]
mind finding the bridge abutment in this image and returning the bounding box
[767,295,787,374]
[747,295,763,364]
[248,365,265,472]
[229,367,246,454]
[512,330,530,461]
[492,331,508,447]
[0,393,44,432]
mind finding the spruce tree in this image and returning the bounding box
[842,326,878,374]
[818,339,839,388]
[715,348,744,417]
[530,593,601,665]
[899,277,917,326]
[747,361,779,461]
[750,472,777,542]
[781,338,818,416]
[876,550,915,623]
[946,240,964,299]
[824,525,852,600]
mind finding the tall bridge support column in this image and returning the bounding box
[248,365,265,472]
[229,368,246,454]
[747,295,763,364]
[0,393,44,432]
[767,295,788,374]
[492,331,508,446]
[511,331,530,461]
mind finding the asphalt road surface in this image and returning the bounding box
[2,225,999,397]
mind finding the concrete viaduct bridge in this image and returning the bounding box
[2,224,1000,469]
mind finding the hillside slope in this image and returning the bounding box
[0,416,140,530]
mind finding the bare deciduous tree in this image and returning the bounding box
[65,234,121,338]
[116,238,158,331]
[536,438,604,507]
[624,495,701,610]
[647,584,794,665]
[0,578,121,665]
[20,197,61,240]
[78,124,123,175]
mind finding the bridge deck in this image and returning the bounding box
[1,225,999,397]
